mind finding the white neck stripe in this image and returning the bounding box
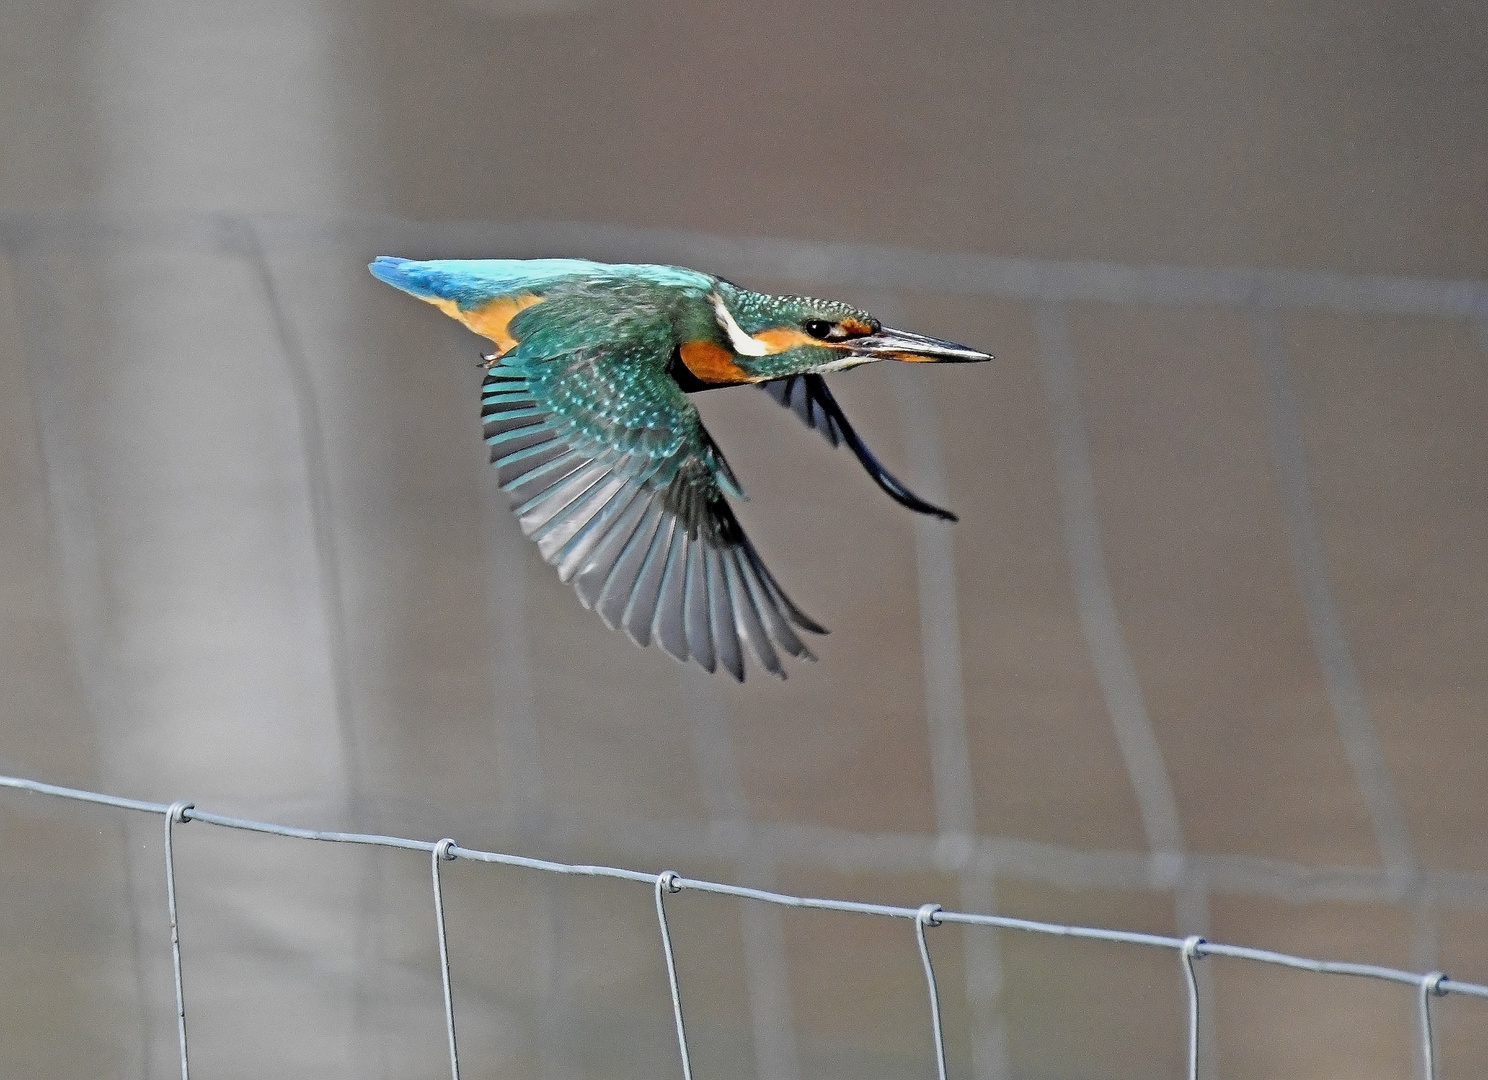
[711,293,768,356]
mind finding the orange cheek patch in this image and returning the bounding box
[428,293,543,354]
[680,340,753,385]
[753,327,837,354]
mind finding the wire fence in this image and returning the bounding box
[2,773,1483,1080]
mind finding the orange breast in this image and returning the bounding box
[679,340,753,386]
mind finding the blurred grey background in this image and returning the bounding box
[1,1,1486,1078]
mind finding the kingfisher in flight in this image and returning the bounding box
[371,256,992,680]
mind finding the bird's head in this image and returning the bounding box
[699,282,992,383]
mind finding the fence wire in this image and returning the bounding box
[2,773,1484,1080]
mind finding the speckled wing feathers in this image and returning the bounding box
[482,354,823,680]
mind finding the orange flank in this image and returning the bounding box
[679,340,754,385]
[428,293,544,355]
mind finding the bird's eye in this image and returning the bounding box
[804,319,836,340]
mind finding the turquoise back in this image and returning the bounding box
[369,257,715,309]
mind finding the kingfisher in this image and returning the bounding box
[370,256,992,681]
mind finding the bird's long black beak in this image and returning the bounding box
[848,326,993,363]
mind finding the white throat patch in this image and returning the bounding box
[711,293,768,356]
[812,354,880,374]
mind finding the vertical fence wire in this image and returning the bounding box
[163,801,194,1080]
[1419,971,1446,1080]
[655,871,695,1080]
[432,839,462,1080]
[915,904,949,1080]
[1181,936,1206,1080]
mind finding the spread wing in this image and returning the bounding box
[760,374,957,522]
[485,349,825,680]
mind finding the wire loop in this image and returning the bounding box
[655,872,693,1080]
[915,904,948,1080]
[432,839,461,1080]
[163,802,194,1080]
[1418,970,1447,1080]
[1181,936,1206,1080]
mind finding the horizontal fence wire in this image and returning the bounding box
[2,772,1485,1080]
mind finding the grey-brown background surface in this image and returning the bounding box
[1,1,1486,1079]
